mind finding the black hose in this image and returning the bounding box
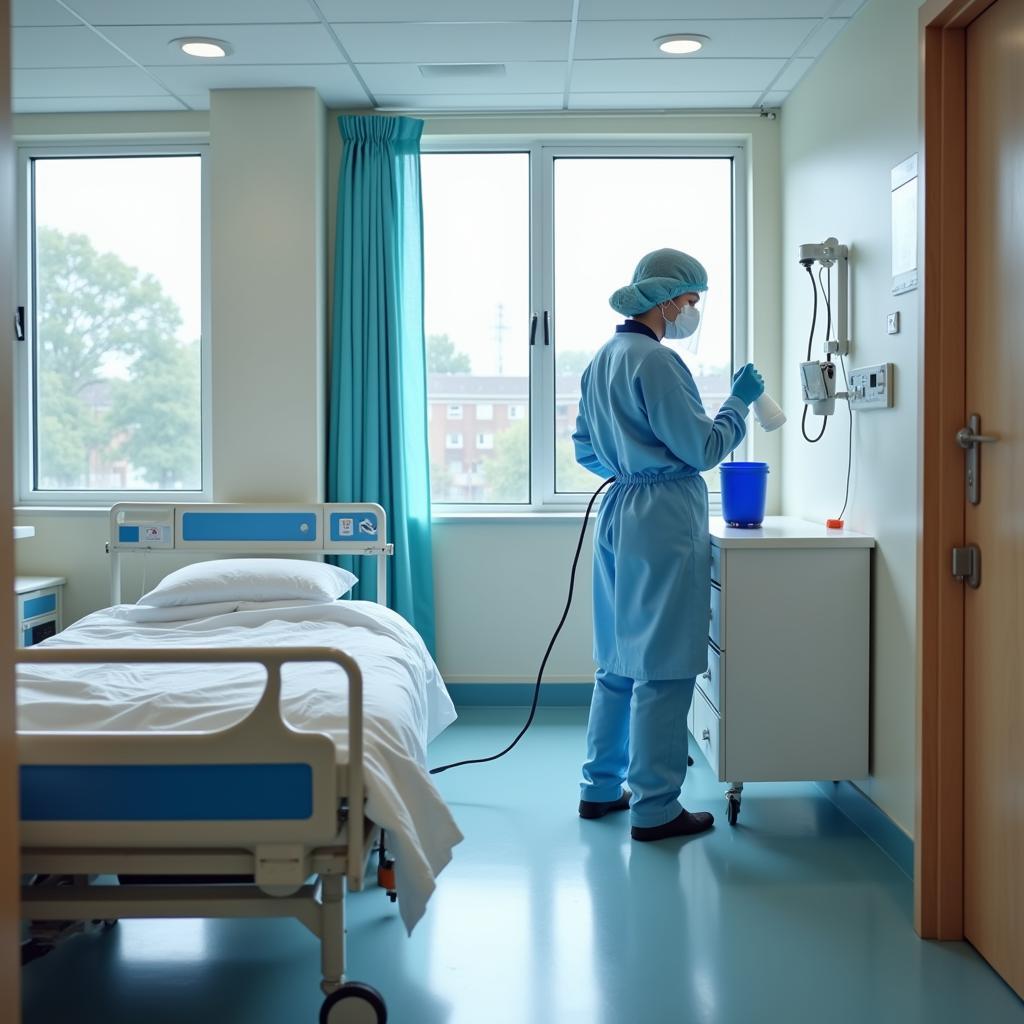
[430,476,615,774]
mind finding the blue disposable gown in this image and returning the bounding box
[573,322,749,680]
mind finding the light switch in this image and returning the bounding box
[887,312,900,334]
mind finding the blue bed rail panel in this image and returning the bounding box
[181,512,318,544]
[20,763,314,822]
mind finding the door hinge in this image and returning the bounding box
[952,544,981,589]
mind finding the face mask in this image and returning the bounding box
[662,301,700,340]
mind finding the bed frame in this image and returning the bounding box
[19,503,397,1021]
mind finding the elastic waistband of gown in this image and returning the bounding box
[613,469,694,486]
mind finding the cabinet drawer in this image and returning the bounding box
[698,643,722,712]
[710,543,723,585]
[692,688,723,779]
[20,590,57,622]
[709,583,723,649]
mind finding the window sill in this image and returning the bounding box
[16,505,112,515]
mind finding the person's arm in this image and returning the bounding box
[638,350,748,472]
[572,381,613,476]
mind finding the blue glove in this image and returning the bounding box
[731,363,765,406]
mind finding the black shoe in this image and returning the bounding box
[631,809,715,842]
[579,790,631,820]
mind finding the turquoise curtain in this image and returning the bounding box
[328,114,435,653]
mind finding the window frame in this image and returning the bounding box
[14,141,212,507]
[421,139,749,516]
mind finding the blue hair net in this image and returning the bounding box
[609,248,709,316]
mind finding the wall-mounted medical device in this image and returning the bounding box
[798,237,849,419]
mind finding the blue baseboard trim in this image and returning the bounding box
[447,683,593,708]
[816,781,914,879]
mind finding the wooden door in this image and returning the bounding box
[963,0,1024,997]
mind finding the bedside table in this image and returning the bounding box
[15,576,66,648]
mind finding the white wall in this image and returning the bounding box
[780,0,923,833]
[327,112,783,683]
[210,89,326,503]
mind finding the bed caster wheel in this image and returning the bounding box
[320,982,387,1024]
[688,755,694,767]
[726,798,740,827]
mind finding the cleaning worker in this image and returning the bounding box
[573,248,764,841]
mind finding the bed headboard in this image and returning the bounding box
[108,503,393,606]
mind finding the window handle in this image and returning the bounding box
[14,305,24,342]
[543,310,550,346]
[529,313,538,347]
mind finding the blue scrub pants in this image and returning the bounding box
[581,669,697,828]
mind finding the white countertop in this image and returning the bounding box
[710,516,875,549]
[14,526,35,540]
[15,575,66,594]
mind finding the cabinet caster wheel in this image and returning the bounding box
[320,982,387,1024]
[727,798,740,827]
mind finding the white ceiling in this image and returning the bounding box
[12,0,868,115]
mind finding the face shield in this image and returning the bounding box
[659,290,708,357]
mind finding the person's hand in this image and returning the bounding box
[731,363,765,405]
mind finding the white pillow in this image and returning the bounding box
[138,558,358,608]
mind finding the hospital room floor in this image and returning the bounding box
[20,707,1024,1024]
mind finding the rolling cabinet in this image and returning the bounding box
[15,576,65,648]
[691,518,874,825]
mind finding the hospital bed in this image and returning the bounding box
[17,502,461,1024]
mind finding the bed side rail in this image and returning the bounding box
[17,646,366,891]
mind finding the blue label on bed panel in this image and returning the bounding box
[118,525,140,543]
[20,763,314,822]
[22,593,56,619]
[330,512,378,542]
[181,512,318,544]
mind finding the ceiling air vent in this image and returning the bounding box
[418,63,507,79]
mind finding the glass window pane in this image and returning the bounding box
[32,154,203,492]
[553,157,734,494]
[422,152,530,504]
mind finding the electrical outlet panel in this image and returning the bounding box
[849,363,894,410]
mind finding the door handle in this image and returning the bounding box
[957,413,998,505]
[529,313,538,347]
[543,310,550,346]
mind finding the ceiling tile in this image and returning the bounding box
[155,63,370,107]
[318,0,572,22]
[65,0,319,25]
[13,66,171,98]
[582,0,849,17]
[375,93,565,111]
[769,57,814,91]
[13,0,79,27]
[574,18,821,60]
[761,91,789,107]
[832,0,868,16]
[14,26,132,68]
[102,23,342,67]
[14,94,190,113]
[797,18,849,58]
[357,61,567,95]
[571,57,784,93]
[335,22,570,63]
[568,91,762,110]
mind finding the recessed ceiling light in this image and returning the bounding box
[655,34,708,55]
[173,37,232,59]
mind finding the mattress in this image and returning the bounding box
[16,599,463,933]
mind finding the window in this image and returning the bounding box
[446,432,464,450]
[16,146,208,502]
[423,146,743,509]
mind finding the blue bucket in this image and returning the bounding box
[720,462,769,528]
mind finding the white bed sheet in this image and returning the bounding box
[16,600,463,933]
